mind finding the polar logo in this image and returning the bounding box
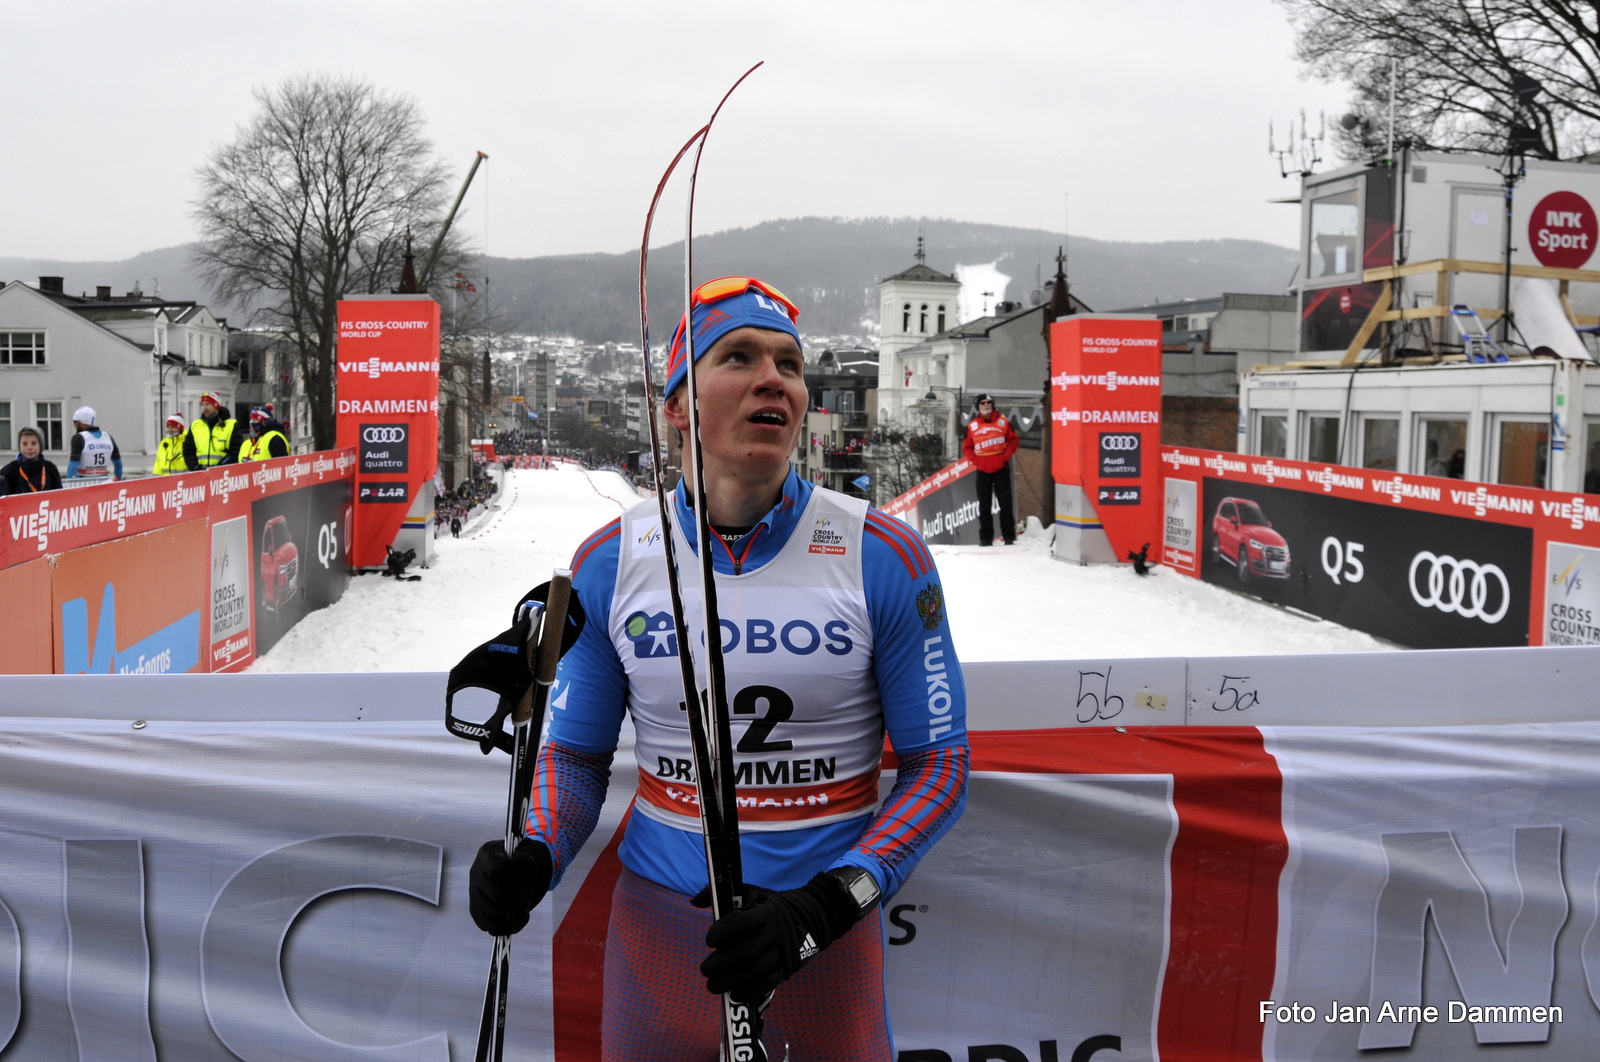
[1529,191,1597,268]
[1408,551,1511,624]
[362,426,406,444]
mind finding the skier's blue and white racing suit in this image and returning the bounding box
[525,468,968,1056]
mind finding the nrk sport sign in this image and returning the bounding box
[1160,447,1600,649]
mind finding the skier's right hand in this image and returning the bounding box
[469,839,552,935]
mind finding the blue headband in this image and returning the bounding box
[665,288,803,395]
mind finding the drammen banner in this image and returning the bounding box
[1050,315,1163,560]
[3,673,1600,1059]
[335,296,440,568]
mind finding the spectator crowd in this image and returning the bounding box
[0,393,293,496]
[434,463,501,538]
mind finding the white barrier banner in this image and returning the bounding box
[4,715,1600,1060]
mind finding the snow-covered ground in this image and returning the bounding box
[249,465,1389,673]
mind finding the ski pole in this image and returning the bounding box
[471,569,572,1062]
[634,61,768,1062]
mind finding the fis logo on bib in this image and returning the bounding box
[631,517,664,558]
[808,517,847,556]
[624,610,679,657]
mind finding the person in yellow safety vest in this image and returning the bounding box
[246,406,291,461]
[153,413,188,475]
[184,391,243,469]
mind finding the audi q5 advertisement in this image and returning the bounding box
[250,479,353,654]
[1198,479,1533,649]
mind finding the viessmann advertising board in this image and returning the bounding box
[335,296,440,568]
[1160,446,1600,649]
[1050,315,1163,560]
[879,457,1013,545]
[0,451,356,674]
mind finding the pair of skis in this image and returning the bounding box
[455,62,769,1062]
[635,62,770,1062]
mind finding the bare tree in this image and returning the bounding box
[193,74,455,449]
[870,406,951,503]
[1279,0,1600,161]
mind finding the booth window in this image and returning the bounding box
[1362,417,1399,471]
[0,401,9,450]
[1256,412,1288,457]
[1497,419,1549,488]
[1303,414,1341,464]
[33,400,63,450]
[1308,188,1360,280]
[1418,418,1467,478]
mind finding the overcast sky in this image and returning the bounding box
[2,0,1351,263]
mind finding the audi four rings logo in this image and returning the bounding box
[1408,551,1511,624]
[1101,435,1140,451]
[362,427,406,443]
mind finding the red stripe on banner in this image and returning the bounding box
[966,728,1285,1062]
[553,804,634,1062]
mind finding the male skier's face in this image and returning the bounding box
[665,326,807,479]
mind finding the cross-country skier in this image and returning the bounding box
[65,406,122,481]
[469,277,970,1060]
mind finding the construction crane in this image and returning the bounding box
[419,151,488,292]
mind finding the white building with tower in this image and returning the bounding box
[875,253,960,421]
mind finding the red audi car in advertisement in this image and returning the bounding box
[259,515,300,612]
[1212,496,1290,583]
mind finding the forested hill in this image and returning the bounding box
[0,218,1297,342]
[479,218,1297,340]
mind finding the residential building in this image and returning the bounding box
[875,261,962,420]
[793,364,875,497]
[0,277,236,473]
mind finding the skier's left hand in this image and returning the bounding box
[697,873,862,1003]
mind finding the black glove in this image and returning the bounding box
[468,839,552,935]
[697,873,863,1003]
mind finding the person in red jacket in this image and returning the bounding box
[961,393,1019,546]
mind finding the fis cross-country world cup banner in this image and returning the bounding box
[1050,315,1163,560]
[335,296,440,568]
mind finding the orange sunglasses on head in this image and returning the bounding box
[691,276,800,321]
